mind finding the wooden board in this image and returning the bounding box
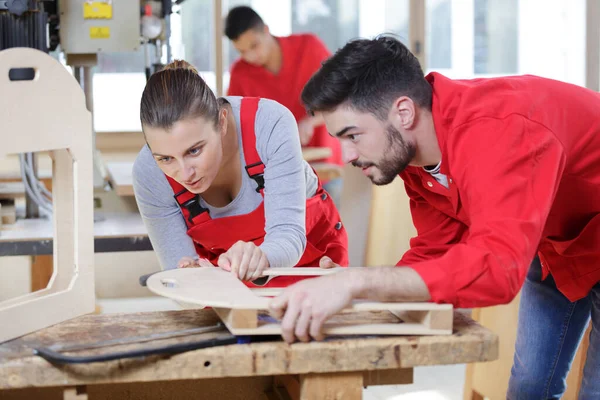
[309,163,344,182]
[0,182,25,199]
[148,267,270,310]
[0,212,147,242]
[105,161,135,196]
[261,267,343,276]
[0,309,498,390]
[0,47,95,343]
[302,147,332,162]
[147,267,453,336]
[0,201,16,225]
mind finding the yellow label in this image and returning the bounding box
[83,2,113,19]
[89,26,110,39]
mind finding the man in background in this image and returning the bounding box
[224,6,344,206]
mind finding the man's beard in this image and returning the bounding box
[352,124,416,186]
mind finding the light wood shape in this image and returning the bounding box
[147,267,453,336]
[0,48,95,343]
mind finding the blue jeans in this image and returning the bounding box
[322,177,343,209]
[508,257,600,399]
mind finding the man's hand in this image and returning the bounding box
[269,271,355,343]
[177,257,213,268]
[298,117,315,146]
[218,240,270,281]
[269,266,433,344]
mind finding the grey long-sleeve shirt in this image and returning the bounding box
[132,96,319,270]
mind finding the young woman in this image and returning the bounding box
[132,60,348,287]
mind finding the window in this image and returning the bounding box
[425,0,584,87]
[473,0,518,74]
[291,0,360,53]
[426,0,451,69]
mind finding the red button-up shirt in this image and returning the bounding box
[400,72,600,308]
[227,34,343,167]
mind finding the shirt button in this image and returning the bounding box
[427,181,433,187]
[449,178,453,184]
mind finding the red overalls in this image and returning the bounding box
[165,97,348,287]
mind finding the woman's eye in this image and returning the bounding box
[347,134,358,142]
[189,147,202,155]
[158,157,172,163]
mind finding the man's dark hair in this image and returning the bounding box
[224,6,265,40]
[301,35,432,120]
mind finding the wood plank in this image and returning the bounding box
[63,388,87,400]
[0,47,95,344]
[213,307,258,329]
[148,268,453,335]
[31,255,54,292]
[261,267,343,276]
[147,267,270,310]
[0,387,64,400]
[310,163,343,182]
[274,375,300,400]
[0,182,25,199]
[1,200,16,224]
[0,309,498,389]
[273,372,405,400]
[0,212,147,242]
[391,308,454,331]
[302,147,332,163]
[104,162,134,196]
[362,368,413,386]
[87,377,274,400]
[299,371,363,400]
[462,308,480,400]
[226,320,452,336]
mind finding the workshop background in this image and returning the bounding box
[0,1,598,399]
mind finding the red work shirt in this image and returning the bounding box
[227,34,343,167]
[400,72,600,308]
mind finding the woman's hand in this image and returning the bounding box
[218,241,270,281]
[319,256,339,269]
[177,257,213,269]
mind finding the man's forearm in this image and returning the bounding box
[346,266,432,302]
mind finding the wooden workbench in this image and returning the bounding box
[0,309,498,400]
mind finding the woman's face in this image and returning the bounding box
[144,114,225,194]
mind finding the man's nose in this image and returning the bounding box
[342,143,358,164]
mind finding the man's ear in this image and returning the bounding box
[390,96,417,130]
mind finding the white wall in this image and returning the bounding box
[518,0,586,86]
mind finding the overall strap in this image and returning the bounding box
[240,97,265,194]
[165,175,210,227]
